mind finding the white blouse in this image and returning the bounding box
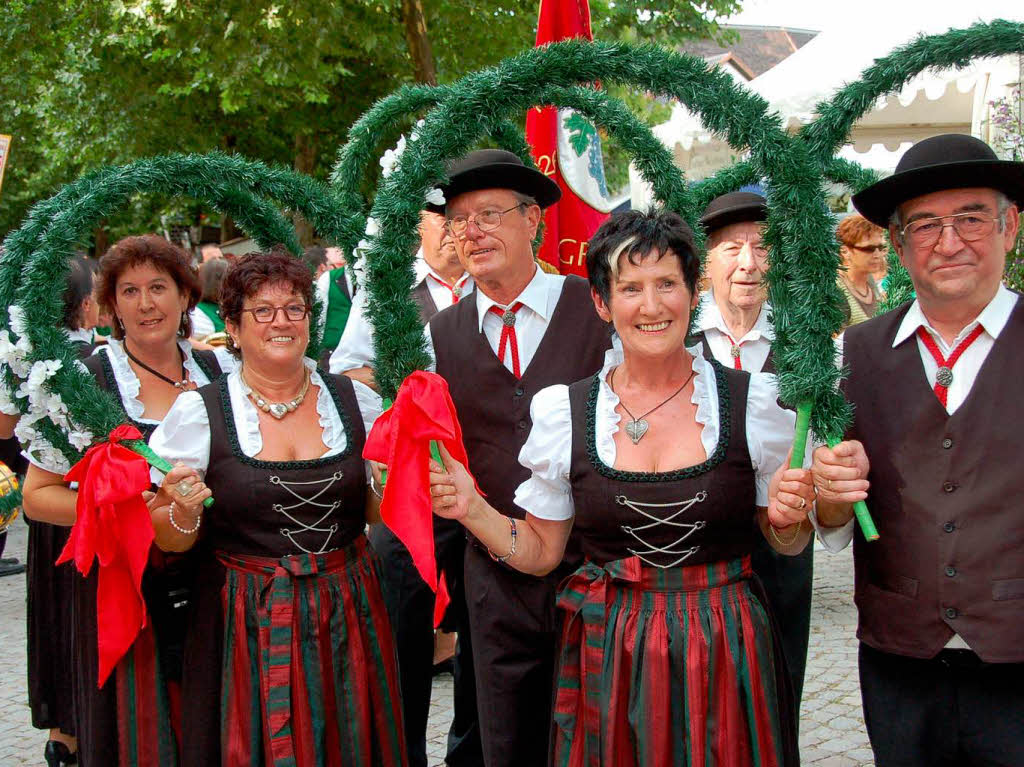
[514,346,797,521]
[23,339,234,474]
[147,357,382,483]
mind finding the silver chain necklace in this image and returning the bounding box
[241,368,311,419]
[610,365,697,444]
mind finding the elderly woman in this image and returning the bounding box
[149,249,406,767]
[22,235,231,767]
[430,210,823,766]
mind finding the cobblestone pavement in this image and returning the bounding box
[1,523,871,766]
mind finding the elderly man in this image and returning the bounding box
[329,210,478,767]
[425,149,613,767]
[690,190,813,708]
[814,134,1024,767]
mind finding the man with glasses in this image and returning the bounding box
[836,214,888,329]
[425,149,613,767]
[812,134,1024,766]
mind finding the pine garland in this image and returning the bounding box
[0,153,342,518]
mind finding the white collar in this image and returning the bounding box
[414,248,473,291]
[474,265,550,332]
[696,291,773,342]
[66,327,93,345]
[892,284,1017,348]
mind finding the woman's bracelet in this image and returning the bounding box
[769,519,802,547]
[370,473,384,500]
[489,517,517,563]
[168,501,202,535]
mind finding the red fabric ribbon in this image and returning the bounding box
[57,424,154,687]
[363,371,480,626]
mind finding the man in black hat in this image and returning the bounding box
[689,190,814,709]
[812,133,1024,766]
[424,149,613,767]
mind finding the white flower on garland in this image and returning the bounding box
[66,425,95,452]
[0,382,19,416]
[0,328,34,380]
[8,305,27,336]
[377,122,445,207]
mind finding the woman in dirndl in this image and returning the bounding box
[149,249,406,767]
[430,209,838,767]
[22,235,232,767]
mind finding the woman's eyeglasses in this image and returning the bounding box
[241,304,310,323]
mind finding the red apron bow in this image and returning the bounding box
[58,424,154,686]
[363,371,480,625]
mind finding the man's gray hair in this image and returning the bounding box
[512,191,538,208]
[888,190,1011,242]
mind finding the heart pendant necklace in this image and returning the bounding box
[241,368,311,420]
[610,365,697,445]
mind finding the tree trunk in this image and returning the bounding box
[401,0,437,85]
[221,134,238,244]
[293,132,317,247]
[93,223,108,258]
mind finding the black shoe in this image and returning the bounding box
[44,741,77,766]
[0,560,25,576]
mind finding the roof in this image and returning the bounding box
[681,24,819,79]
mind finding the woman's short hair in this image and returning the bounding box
[586,209,701,304]
[219,248,313,357]
[836,214,885,247]
[62,256,95,331]
[96,234,200,339]
[199,257,229,304]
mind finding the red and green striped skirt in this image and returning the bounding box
[552,555,797,767]
[216,536,407,767]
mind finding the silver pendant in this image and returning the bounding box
[452,285,462,298]
[936,366,954,387]
[625,418,649,444]
[730,344,741,359]
[268,402,289,419]
[501,309,517,327]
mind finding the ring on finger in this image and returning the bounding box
[175,479,194,497]
[798,497,807,510]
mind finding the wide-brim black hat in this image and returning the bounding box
[852,134,1024,227]
[430,149,561,213]
[699,191,767,233]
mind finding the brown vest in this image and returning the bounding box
[431,274,613,518]
[567,363,757,566]
[843,298,1024,662]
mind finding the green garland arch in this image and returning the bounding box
[0,153,343,519]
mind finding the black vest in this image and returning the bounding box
[843,298,1024,662]
[430,275,613,517]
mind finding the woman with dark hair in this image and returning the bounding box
[24,256,98,765]
[430,209,826,766]
[191,257,229,338]
[149,248,406,766]
[22,234,234,767]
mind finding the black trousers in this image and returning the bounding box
[751,536,813,706]
[368,521,482,767]
[463,542,562,767]
[859,643,1024,767]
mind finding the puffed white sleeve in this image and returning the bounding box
[745,372,798,507]
[351,379,383,483]
[147,390,211,485]
[328,290,375,373]
[513,384,574,521]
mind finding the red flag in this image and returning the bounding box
[526,0,614,276]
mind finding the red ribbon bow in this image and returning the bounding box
[57,424,154,686]
[363,371,480,626]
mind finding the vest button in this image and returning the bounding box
[943,521,956,533]
[945,607,958,619]
[516,420,528,431]
[945,565,956,577]
[514,387,525,397]
[942,481,956,493]
[942,437,953,449]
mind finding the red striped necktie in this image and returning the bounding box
[487,302,524,378]
[915,324,985,408]
[427,273,466,305]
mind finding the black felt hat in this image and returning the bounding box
[699,191,767,234]
[852,134,1024,227]
[433,149,561,212]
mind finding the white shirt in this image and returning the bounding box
[23,339,236,474]
[148,357,382,483]
[67,327,94,346]
[329,251,474,373]
[423,266,567,374]
[694,291,774,372]
[811,285,1018,651]
[190,307,215,338]
[514,345,798,521]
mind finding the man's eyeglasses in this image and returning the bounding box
[445,204,524,237]
[241,304,310,323]
[901,211,999,247]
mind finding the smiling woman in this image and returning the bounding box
[146,249,407,766]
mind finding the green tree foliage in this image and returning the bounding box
[0,0,739,244]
